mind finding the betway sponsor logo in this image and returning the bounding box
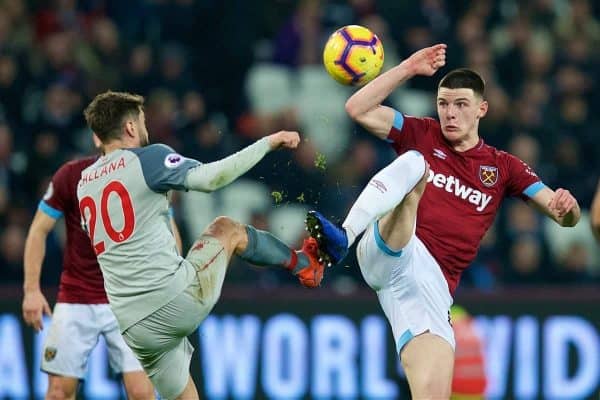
[427,170,492,212]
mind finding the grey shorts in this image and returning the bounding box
[123,235,228,399]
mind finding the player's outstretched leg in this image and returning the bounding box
[342,150,427,243]
[305,210,349,267]
[305,150,427,266]
[203,216,326,287]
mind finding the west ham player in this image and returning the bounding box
[22,153,156,399]
[306,44,580,399]
[77,91,325,400]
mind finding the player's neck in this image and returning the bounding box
[449,133,480,152]
[102,139,129,155]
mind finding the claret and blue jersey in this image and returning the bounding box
[39,156,108,304]
[387,111,544,294]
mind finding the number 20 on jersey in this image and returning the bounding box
[79,181,135,255]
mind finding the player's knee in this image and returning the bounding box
[418,373,452,399]
[411,161,430,197]
[211,215,235,229]
[206,216,242,237]
[204,215,246,254]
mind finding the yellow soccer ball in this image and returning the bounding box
[323,25,384,86]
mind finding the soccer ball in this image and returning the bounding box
[323,25,384,86]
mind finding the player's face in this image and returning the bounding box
[436,88,487,144]
[137,109,150,147]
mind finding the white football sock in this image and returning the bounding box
[342,150,426,246]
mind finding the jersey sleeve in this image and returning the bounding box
[386,111,433,153]
[39,163,72,219]
[132,144,201,193]
[505,153,544,200]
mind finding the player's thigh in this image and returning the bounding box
[378,161,427,248]
[41,303,103,379]
[185,234,229,311]
[176,375,199,400]
[98,305,146,374]
[401,332,454,399]
[362,233,454,352]
[122,289,203,400]
[378,185,424,251]
[356,221,417,291]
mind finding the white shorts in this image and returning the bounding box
[357,221,455,354]
[41,303,144,378]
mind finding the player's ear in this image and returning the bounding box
[92,133,102,148]
[124,118,136,138]
[477,100,488,119]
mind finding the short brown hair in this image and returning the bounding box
[84,91,145,143]
[438,68,485,98]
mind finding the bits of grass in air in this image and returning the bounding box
[271,191,283,204]
[315,152,327,171]
[296,192,305,203]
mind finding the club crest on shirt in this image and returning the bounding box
[43,182,54,200]
[164,153,184,169]
[44,346,57,362]
[479,165,498,187]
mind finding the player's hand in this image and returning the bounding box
[22,289,52,332]
[403,43,447,77]
[547,188,578,218]
[267,130,301,150]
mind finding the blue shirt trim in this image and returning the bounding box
[374,220,403,257]
[168,207,175,217]
[523,181,546,198]
[38,200,62,219]
[397,329,414,353]
[393,110,404,130]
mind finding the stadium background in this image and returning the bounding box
[0,0,598,398]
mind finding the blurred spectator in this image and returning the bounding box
[0,223,26,281]
[592,180,600,243]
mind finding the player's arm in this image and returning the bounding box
[527,186,581,227]
[185,130,300,192]
[22,209,55,331]
[345,44,447,139]
[590,180,600,241]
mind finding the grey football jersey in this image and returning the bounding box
[77,144,200,331]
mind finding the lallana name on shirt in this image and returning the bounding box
[79,157,126,186]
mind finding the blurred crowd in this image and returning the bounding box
[0,0,599,293]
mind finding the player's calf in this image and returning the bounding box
[209,220,329,288]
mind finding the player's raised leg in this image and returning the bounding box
[306,149,427,265]
[373,169,454,399]
[373,165,454,399]
[198,216,325,287]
